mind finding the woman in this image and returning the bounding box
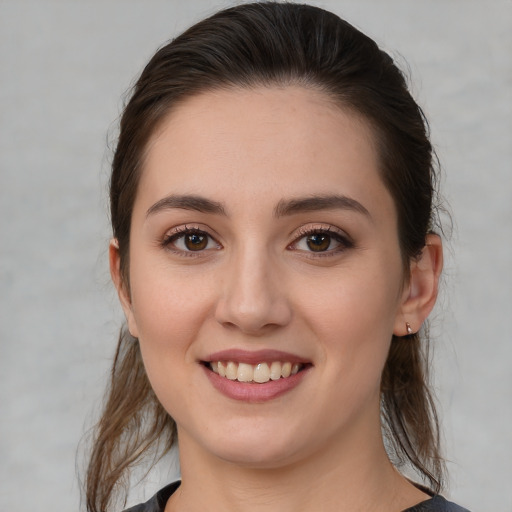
[85,3,469,511]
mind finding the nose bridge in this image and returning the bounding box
[215,240,291,333]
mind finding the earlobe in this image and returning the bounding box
[109,239,139,338]
[394,234,443,336]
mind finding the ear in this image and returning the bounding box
[394,234,443,336]
[109,239,139,338]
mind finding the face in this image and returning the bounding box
[114,86,413,468]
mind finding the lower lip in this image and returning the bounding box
[203,365,310,403]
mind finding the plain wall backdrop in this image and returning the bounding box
[0,1,511,510]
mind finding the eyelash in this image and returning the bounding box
[161,225,354,258]
[288,226,354,257]
[161,225,221,257]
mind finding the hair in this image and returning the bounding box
[85,3,445,510]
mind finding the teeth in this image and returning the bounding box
[226,361,237,380]
[253,363,270,383]
[209,360,304,383]
[270,361,281,381]
[237,363,253,382]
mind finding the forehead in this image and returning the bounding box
[136,86,393,218]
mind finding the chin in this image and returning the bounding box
[217,426,318,469]
[215,441,301,469]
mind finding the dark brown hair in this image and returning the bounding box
[86,3,445,510]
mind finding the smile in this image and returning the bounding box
[209,361,303,383]
[202,349,311,402]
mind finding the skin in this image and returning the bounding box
[110,86,443,512]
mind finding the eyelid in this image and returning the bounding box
[163,223,221,240]
[291,223,352,242]
[160,222,353,258]
[288,223,354,256]
[161,224,222,256]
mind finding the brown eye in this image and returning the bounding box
[184,233,208,251]
[164,228,220,253]
[291,228,353,256]
[306,233,331,252]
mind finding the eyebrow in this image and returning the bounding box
[146,194,227,217]
[274,194,371,219]
[145,193,370,219]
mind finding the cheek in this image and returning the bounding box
[296,257,403,368]
[128,262,215,414]
[306,266,401,330]
[128,258,215,355]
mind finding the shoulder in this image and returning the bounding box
[404,495,471,512]
[122,481,180,512]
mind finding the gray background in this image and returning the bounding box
[1,1,510,510]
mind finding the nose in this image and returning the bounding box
[214,247,292,335]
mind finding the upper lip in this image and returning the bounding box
[203,349,310,365]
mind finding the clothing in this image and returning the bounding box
[122,481,471,512]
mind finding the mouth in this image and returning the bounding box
[200,349,311,402]
[205,360,306,384]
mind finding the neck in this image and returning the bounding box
[165,418,428,512]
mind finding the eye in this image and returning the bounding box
[163,227,221,254]
[290,227,353,255]
[301,232,333,252]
